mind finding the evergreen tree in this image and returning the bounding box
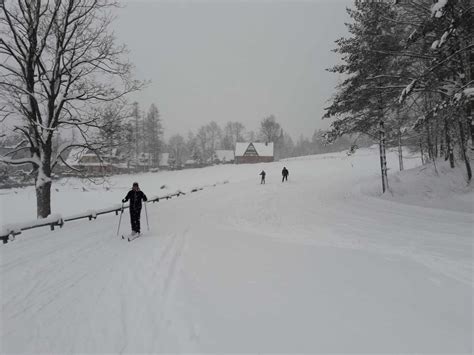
[98,104,126,157]
[281,133,295,158]
[324,2,407,192]
[131,102,142,168]
[399,0,473,180]
[144,104,164,167]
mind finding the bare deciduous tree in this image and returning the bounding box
[168,134,187,169]
[223,121,245,149]
[195,122,222,163]
[0,0,143,218]
[259,115,281,143]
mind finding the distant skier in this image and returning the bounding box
[122,182,148,235]
[260,170,266,184]
[282,167,289,182]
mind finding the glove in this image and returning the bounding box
[122,199,126,203]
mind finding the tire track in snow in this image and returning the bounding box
[117,231,182,353]
[152,227,191,351]
[0,215,119,272]
[2,227,115,324]
[2,215,157,352]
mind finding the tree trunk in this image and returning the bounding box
[379,120,388,193]
[433,117,439,158]
[468,101,474,150]
[35,149,53,219]
[420,139,425,165]
[36,180,52,219]
[444,117,455,168]
[439,133,445,159]
[457,115,472,181]
[398,129,404,171]
[462,39,473,149]
[425,121,434,161]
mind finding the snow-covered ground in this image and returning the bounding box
[1,147,472,352]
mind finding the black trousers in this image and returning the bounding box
[130,208,142,233]
[282,175,288,182]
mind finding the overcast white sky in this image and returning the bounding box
[114,0,353,140]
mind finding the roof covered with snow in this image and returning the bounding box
[64,147,87,166]
[235,142,274,157]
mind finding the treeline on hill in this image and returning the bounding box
[0,101,163,186]
[0,109,360,188]
[165,115,364,169]
[98,101,164,169]
[324,0,473,192]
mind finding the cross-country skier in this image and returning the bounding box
[260,170,266,184]
[122,182,148,235]
[282,167,289,182]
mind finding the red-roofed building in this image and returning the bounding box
[234,142,274,164]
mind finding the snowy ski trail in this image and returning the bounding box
[1,149,472,352]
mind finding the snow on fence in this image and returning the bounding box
[0,190,186,244]
[1,179,230,244]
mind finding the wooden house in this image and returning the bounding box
[234,142,274,164]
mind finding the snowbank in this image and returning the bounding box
[361,159,473,213]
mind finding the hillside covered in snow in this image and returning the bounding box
[0,148,472,353]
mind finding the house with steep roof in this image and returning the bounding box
[234,142,274,164]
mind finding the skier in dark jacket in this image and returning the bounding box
[122,182,148,235]
[260,170,266,184]
[282,167,289,182]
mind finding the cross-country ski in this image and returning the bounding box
[124,232,141,242]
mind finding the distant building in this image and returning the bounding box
[63,147,126,175]
[234,142,274,164]
[214,150,235,164]
[0,144,31,187]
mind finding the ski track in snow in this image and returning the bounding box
[0,149,472,353]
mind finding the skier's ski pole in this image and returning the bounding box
[117,202,124,236]
[144,201,150,231]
